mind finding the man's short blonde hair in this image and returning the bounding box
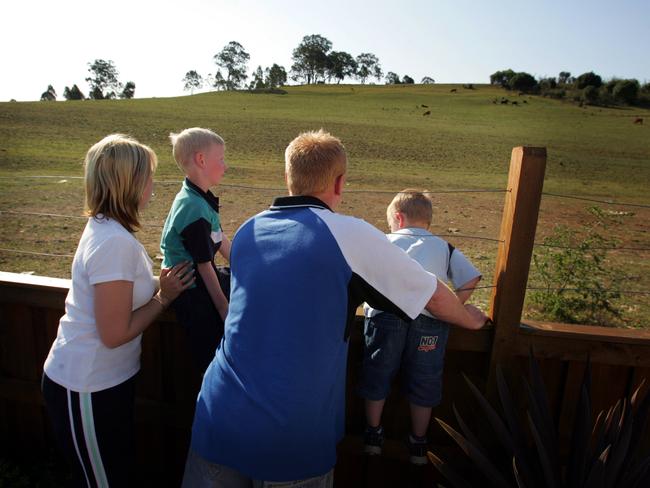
[84,134,157,232]
[285,129,347,195]
[387,189,433,228]
[169,127,224,170]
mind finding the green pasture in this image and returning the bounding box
[0,84,649,327]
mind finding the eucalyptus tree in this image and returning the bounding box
[86,59,122,99]
[183,70,203,94]
[214,41,250,90]
[291,34,332,84]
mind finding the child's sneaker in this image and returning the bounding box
[363,425,384,456]
[407,434,428,465]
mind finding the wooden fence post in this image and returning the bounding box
[487,147,547,396]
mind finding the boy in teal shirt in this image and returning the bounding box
[161,128,231,373]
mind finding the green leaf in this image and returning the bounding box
[567,384,592,487]
[436,418,513,488]
[427,451,475,488]
[584,446,610,488]
[527,412,558,488]
[462,373,516,454]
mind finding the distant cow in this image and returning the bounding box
[423,110,431,116]
[500,98,509,104]
[450,88,457,93]
[511,101,518,106]
[634,117,643,125]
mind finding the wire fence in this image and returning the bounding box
[1,178,649,301]
[3,208,649,251]
[2,174,650,208]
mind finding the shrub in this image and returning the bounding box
[529,206,626,326]
[581,85,599,104]
[575,71,603,89]
[612,79,640,105]
[509,72,538,93]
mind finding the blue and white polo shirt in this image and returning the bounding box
[190,196,437,481]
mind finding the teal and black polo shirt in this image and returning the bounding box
[160,178,223,278]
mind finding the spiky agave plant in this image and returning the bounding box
[428,352,650,488]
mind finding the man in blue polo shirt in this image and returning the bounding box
[182,130,487,487]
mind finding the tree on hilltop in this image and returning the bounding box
[291,34,332,84]
[120,81,136,99]
[265,64,287,88]
[356,52,381,84]
[558,71,572,84]
[86,59,123,99]
[509,72,537,92]
[183,70,203,94]
[490,69,516,87]
[212,70,228,91]
[63,84,85,100]
[421,76,435,84]
[326,51,357,83]
[214,41,250,90]
[401,75,414,84]
[40,85,56,101]
[249,66,266,90]
[612,79,640,104]
[575,71,602,89]
[385,72,401,84]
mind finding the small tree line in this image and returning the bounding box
[40,59,135,101]
[490,68,650,107]
[181,34,435,94]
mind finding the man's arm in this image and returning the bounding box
[455,276,481,304]
[425,279,487,330]
[196,262,229,321]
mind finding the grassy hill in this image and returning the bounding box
[1,84,649,327]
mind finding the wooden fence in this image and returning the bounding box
[1,147,649,486]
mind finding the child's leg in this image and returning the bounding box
[409,403,433,438]
[358,313,408,423]
[365,398,386,428]
[358,313,408,454]
[172,286,224,375]
[401,316,450,436]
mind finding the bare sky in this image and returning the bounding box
[2,0,648,101]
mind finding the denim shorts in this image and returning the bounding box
[358,312,450,407]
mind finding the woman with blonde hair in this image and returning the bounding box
[42,134,194,487]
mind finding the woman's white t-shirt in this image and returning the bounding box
[44,216,156,392]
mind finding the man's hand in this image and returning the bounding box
[463,304,488,330]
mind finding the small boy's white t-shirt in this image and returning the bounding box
[44,216,156,392]
[365,227,481,319]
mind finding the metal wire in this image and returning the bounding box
[542,192,650,209]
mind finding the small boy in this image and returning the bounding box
[358,189,482,465]
[160,128,231,374]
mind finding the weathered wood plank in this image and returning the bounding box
[488,147,547,395]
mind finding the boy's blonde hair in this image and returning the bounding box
[285,129,347,195]
[387,189,433,228]
[169,127,224,170]
[84,134,157,233]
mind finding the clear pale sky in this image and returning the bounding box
[2,0,649,101]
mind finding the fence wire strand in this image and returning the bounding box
[2,177,650,302]
[5,210,649,251]
[542,192,650,209]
